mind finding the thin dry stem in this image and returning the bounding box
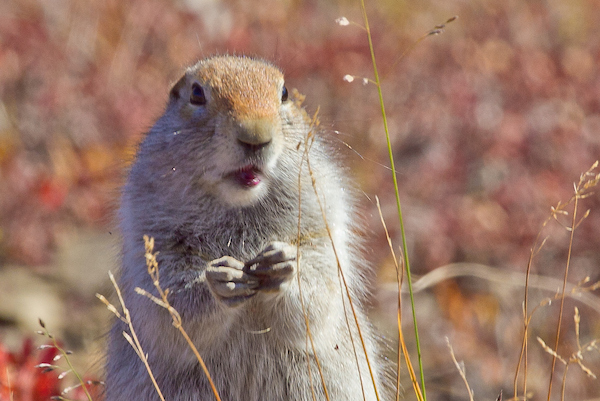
[512,161,599,400]
[398,324,424,401]
[375,197,403,401]
[344,10,458,401]
[304,133,381,401]
[537,308,600,400]
[537,337,566,365]
[560,364,570,401]
[138,235,222,401]
[547,172,585,401]
[295,107,330,401]
[386,16,458,80]
[353,5,456,399]
[513,228,542,399]
[97,271,166,401]
[36,320,95,401]
[338,267,367,401]
[446,338,474,401]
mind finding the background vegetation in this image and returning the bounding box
[0,0,599,399]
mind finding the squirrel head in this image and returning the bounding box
[147,56,300,208]
[169,56,288,148]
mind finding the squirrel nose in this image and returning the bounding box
[237,119,275,148]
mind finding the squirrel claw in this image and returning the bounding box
[245,242,297,292]
[206,256,259,306]
[207,242,297,305]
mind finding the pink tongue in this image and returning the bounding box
[236,168,261,187]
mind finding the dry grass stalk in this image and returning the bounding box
[135,235,222,401]
[96,273,166,401]
[546,161,599,401]
[375,197,423,401]
[35,320,98,401]
[511,161,600,401]
[301,113,381,401]
[339,13,459,400]
[446,338,474,401]
[537,307,599,401]
[375,196,402,401]
[350,9,458,400]
[98,237,222,401]
[295,105,330,401]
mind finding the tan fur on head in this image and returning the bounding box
[193,56,285,120]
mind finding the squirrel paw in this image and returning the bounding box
[206,256,259,307]
[206,242,297,307]
[244,241,297,292]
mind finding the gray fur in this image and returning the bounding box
[105,56,383,401]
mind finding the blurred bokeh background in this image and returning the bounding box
[1,0,599,399]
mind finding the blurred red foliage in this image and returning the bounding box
[0,338,60,401]
[0,337,103,401]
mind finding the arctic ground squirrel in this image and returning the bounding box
[105,55,383,400]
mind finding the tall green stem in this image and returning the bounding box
[358,1,427,399]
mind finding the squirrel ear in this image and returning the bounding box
[169,75,187,101]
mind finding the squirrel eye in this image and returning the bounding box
[190,83,207,106]
[281,85,288,102]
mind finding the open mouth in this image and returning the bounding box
[229,165,262,188]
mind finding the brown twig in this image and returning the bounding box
[97,272,166,401]
[295,106,330,401]
[375,197,415,401]
[446,338,474,401]
[547,162,599,401]
[509,161,599,400]
[304,130,381,401]
[135,235,222,401]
